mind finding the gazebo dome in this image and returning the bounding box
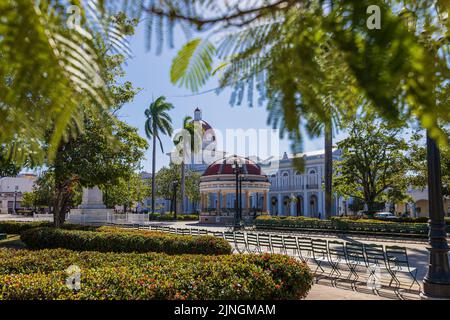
[203,155,264,176]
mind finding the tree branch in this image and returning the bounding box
[142,0,298,30]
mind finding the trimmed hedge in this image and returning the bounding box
[148,213,199,221]
[0,221,98,235]
[21,227,232,255]
[0,248,313,300]
[0,221,51,235]
[254,216,435,236]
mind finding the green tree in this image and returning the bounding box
[185,170,201,213]
[50,115,147,226]
[333,119,410,213]
[409,129,450,197]
[124,0,448,146]
[0,152,21,177]
[144,96,174,214]
[155,164,200,214]
[102,173,151,212]
[22,170,82,214]
[0,1,136,164]
[173,115,203,213]
[126,0,448,220]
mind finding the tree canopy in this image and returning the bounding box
[155,164,201,204]
[333,119,410,211]
[1,1,136,164]
[116,0,449,153]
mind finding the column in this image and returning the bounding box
[245,191,250,215]
[277,193,282,216]
[263,191,267,212]
[304,192,309,217]
[217,191,221,214]
[318,191,323,219]
[290,193,295,216]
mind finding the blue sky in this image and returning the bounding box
[117,23,347,173]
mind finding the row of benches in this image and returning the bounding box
[129,223,420,291]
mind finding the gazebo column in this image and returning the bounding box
[216,191,221,214]
[263,191,267,212]
[245,190,250,215]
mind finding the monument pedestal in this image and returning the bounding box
[69,187,112,223]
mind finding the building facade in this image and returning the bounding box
[261,150,343,218]
[0,174,37,214]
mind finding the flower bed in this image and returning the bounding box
[0,248,313,300]
[20,227,232,255]
[254,216,434,237]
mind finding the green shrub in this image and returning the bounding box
[255,216,429,236]
[0,248,313,300]
[148,213,199,221]
[0,221,98,235]
[21,227,232,255]
[0,221,51,235]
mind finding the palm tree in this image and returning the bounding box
[173,116,202,214]
[144,96,174,214]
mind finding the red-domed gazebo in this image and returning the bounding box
[199,155,270,224]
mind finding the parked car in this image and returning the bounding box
[373,212,398,220]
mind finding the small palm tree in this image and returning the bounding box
[144,96,174,214]
[173,116,202,214]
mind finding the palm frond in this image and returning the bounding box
[0,0,112,164]
[170,38,216,92]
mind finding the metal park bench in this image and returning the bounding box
[270,234,285,254]
[385,245,420,290]
[257,233,272,253]
[246,233,260,253]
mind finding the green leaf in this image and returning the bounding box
[170,38,216,92]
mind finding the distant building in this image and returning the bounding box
[261,150,343,217]
[396,188,450,217]
[0,174,37,214]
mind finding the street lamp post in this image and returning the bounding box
[232,158,243,230]
[239,174,243,222]
[398,5,450,298]
[422,132,450,298]
[13,186,18,214]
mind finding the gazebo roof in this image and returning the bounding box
[203,155,264,176]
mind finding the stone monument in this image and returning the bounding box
[68,186,111,223]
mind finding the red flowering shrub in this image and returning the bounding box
[20,227,232,255]
[0,248,313,300]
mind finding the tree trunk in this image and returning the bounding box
[180,161,185,214]
[324,120,333,219]
[151,128,157,214]
[53,181,70,228]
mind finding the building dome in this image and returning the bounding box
[190,119,214,132]
[203,155,264,176]
[191,107,216,143]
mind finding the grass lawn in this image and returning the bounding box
[0,235,27,249]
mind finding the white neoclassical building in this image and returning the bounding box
[261,150,343,218]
